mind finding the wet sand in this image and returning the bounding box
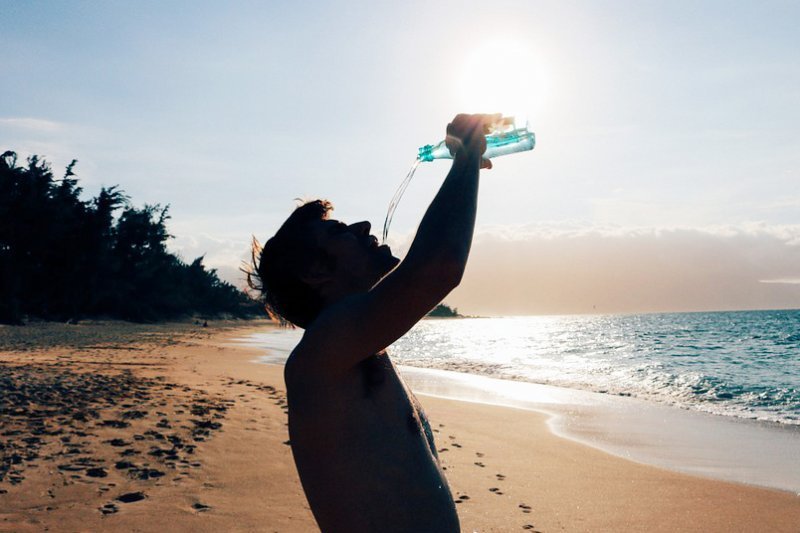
[1,321,799,532]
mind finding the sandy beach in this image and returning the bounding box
[1,321,799,532]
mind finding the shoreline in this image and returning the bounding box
[236,327,800,495]
[2,320,799,532]
[399,366,800,495]
[229,323,800,531]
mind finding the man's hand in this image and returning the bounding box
[445,113,502,170]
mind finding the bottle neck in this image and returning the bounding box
[418,140,451,162]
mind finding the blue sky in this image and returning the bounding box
[2,1,799,314]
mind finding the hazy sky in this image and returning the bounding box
[2,1,799,315]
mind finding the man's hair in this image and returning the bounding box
[247,199,334,328]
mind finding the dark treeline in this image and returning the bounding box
[427,303,461,318]
[0,151,261,324]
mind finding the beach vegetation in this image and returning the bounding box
[427,303,461,318]
[0,151,261,324]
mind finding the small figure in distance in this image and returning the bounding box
[249,114,498,532]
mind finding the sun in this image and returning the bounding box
[457,39,549,125]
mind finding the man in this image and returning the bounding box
[250,114,497,532]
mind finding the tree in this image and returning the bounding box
[0,151,261,324]
[427,303,461,318]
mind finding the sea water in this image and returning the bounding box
[238,309,800,491]
[242,309,800,426]
[391,310,800,426]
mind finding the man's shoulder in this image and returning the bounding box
[284,330,333,385]
[291,298,364,356]
[284,343,310,382]
[289,292,413,376]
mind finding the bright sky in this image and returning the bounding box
[2,1,799,315]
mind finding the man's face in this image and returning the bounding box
[310,219,400,293]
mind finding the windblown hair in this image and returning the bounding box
[247,199,334,328]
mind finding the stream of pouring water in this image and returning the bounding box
[381,158,421,244]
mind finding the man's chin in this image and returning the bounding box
[377,247,401,275]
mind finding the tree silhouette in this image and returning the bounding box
[0,151,260,324]
[427,303,461,318]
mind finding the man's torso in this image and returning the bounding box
[285,351,459,532]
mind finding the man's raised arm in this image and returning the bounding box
[298,114,498,370]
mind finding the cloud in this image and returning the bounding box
[0,117,104,185]
[759,197,800,211]
[167,230,252,288]
[159,218,800,315]
[0,117,65,133]
[447,223,800,316]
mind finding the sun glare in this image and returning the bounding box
[458,39,549,125]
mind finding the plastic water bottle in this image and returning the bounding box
[417,119,536,162]
[383,118,536,243]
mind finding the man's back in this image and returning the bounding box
[285,351,459,532]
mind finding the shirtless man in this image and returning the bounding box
[250,114,496,532]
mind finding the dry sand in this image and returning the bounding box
[1,321,798,532]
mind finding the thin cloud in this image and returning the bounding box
[474,222,800,245]
[176,220,800,313]
[0,117,65,133]
[452,223,800,315]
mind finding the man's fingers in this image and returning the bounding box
[444,133,464,157]
[484,113,504,132]
[447,113,506,160]
[449,114,505,140]
[481,157,493,170]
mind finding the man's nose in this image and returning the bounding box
[348,221,371,235]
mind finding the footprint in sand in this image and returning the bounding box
[130,468,165,480]
[488,487,504,495]
[116,491,146,503]
[474,462,485,468]
[496,473,506,480]
[454,494,470,504]
[100,419,130,429]
[85,467,108,478]
[100,502,119,515]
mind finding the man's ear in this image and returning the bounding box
[299,263,334,289]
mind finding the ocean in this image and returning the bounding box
[242,309,800,426]
[236,309,800,491]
